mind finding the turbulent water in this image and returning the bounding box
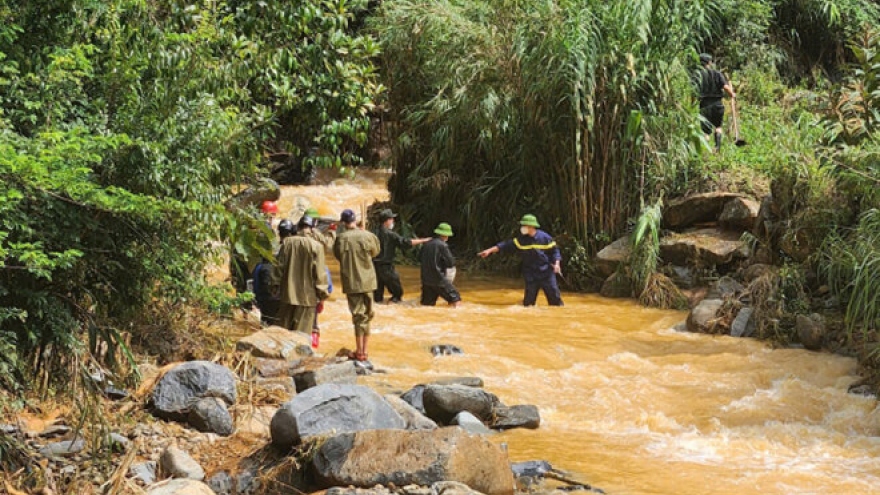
[280,170,880,495]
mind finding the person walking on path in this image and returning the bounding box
[372,208,431,303]
[695,53,736,152]
[334,209,381,361]
[271,215,330,333]
[478,214,564,307]
[420,223,461,307]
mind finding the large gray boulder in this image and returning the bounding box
[595,236,631,278]
[451,412,493,435]
[660,228,748,266]
[145,479,215,495]
[401,385,427,414]
[422,384,500,425]
[312,427,515,495]
[686,299,724,333]
[270,384,405,449]
[187,397,234,436]
[236,326,312,360]
[151,361,236,420]
[491,405,541,430]
[663,192,744,230]
[719,197,760,230]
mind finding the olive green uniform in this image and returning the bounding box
[271,234,330,333]
[334,228,381,336]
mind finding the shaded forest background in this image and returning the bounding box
[1,0,878,401]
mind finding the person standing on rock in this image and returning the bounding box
[334,209,381,361]
[372,208,431,304]
[420,223,461,307]
[478,214,563,306]
[271,215,330,333]
[695,53,736,152]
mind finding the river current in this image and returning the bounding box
[276,170,880,495]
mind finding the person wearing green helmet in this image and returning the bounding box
[419,222,461,307]
[478,214,563,306]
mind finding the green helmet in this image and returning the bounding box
[519,214,540,228]
[434,222,454,237]
[305,207,319,218]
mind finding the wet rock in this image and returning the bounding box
[848,378,875,397]
[145,478,215,495]
[207,470,234,495]
[130,461,158,485]
[730,307,756,338]
[660,228,748,267]
[451,412,493,435]
[707,276,745,300]
[292,361,357,392]
[431,344,464,356]
[672,321,688,332]
[422,384,500,425]
[719,197,760,230]
[686,299,723,333]
[236,326,312,360]
[796,313,826,351]
[742,263,776,283]
[311,427,515,495]
[595,236,630,278]
[599,272,632,299]
[780,228,815,262]
[384,394,437,430]
[663,192,744,230]
[40,438,85,458]
[159,446,205,480]
[431,377,484,388]
[401,385,427,414]
[492,405,541,430]
[151,361,237,421]
[270,384,406,449]
[187,397,234,436]
[512,460,553,478]
[353,360,375,375]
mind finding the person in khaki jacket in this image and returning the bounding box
[271,215,330,334]
[333,209,381,362]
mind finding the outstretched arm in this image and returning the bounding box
[478,245,500,258]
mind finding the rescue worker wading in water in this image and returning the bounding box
[478,214,564,307]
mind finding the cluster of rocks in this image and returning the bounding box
[596,192,759,298]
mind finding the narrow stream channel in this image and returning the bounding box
[278,170,880,495]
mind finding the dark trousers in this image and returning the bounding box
[258,299,280,326]
[374,263,403,302]
[421,280,461,306]
[523,273,563,307]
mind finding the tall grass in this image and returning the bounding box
[817,209,880,337]
[371,0,714,252]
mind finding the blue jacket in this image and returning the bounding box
[496,229,561,281]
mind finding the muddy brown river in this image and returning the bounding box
[276,170,880,495]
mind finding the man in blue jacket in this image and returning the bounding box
[478,214,563,306]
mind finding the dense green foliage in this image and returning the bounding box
[0,0,381,392]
